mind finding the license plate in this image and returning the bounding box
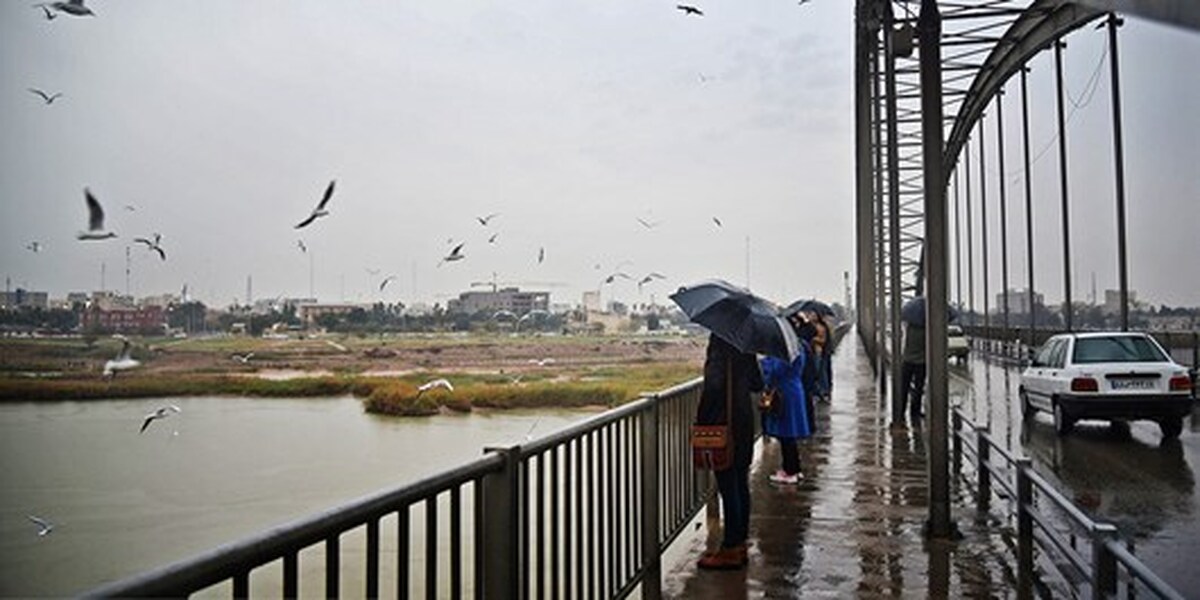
[1110,379,1155,390]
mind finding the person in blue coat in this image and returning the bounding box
[760,345,812,485]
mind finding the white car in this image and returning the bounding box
[947,325,969,363]
[1019,332,1193,438]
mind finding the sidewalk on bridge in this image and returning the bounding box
[660,332,1017,598]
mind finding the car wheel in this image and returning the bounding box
[1052,402,1074,436]
[1159,418,1183,440]
[1019,388,1034,420]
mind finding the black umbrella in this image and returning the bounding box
[900,296,959,327]
[781,298,835,319]
[670,279,800,362]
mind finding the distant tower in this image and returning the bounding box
[1090,271,1097,306]
[125,245,131,296]
[246,275,253,306]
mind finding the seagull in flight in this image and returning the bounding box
[28,515,54,537]
[379,275,397,291]
[636,217,661,229]
[476,213,500,226]
[537,247,545,264]
[36,0,94,17]
[488,233,499,244]
[134,233,167,261]
[440,242,466,266]
[28,88,62,104]
[231,352,254,364]
[603,272,632,285]
[297,240,307,253]
[527,357,556,367]
[77,189,117,241]
[638,272,667,292]
[712,217,723,228]
[294,180,336,229]
[37,5,57,19]
[416,378,454,397]
[676,4,703,16]
[104,335,140,378]
[26,241,43,253]
[140,404,181,433]
[123,204,137,212]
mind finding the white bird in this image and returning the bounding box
[231,352,254,364]
[636,217,661,229]
[416,378,454,397]
[26,241,43,253]
[638,272,667,292]
[537,247,545,264]
[712,216,723,228]
[476,213,500,226]
[488,233,499,245]
[297,240,307,253]
[379,276,397,292]
[123,204,137,212]
[294,180,336,229]
[439,242,465,266]
[77,188,117,241]
[527,357,556,367]
[37,0,94,17]
[133,233,167,261]
[28,88,62,104]
[28,515,54,537]
[603,272,632,285]
[103,336,140,378]
[140,404,181,433]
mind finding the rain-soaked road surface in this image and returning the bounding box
[660,333,1198,598]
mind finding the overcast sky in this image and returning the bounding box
[1,2,1197,311]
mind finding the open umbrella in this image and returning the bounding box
[900,296,959,327]
[781,298,835,319]
[669,279,800,362]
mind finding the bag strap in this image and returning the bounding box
[724,356,733,425]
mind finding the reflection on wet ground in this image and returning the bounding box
[662,334,1017,598]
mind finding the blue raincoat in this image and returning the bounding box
[760,352,812,440]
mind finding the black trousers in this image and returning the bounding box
[899,361,926,417]
[779,437,801,475]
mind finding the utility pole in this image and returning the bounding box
[125,245,131,297]
[246,275,253,307]
[101,262,106,292]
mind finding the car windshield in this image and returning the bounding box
[1072,336,1168,364]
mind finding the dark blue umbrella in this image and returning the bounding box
[781,298,835,319]
[670,279,800,362]
[901,296,959,326]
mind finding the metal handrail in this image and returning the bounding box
[951,407,1186,599]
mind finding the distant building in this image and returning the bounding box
[0,289,48,310]
[581,291,601,313]
[447,288,549,315]
[66,292,90,307]
[297,303,363,326]
[140,293,180,308]
[90,291,135,310]
[1104,289,1137,315]
[995,288,1044,315]
[82,304,166,333]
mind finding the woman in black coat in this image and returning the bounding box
[695,334,764,569]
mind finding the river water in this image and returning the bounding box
[0,396,588,597]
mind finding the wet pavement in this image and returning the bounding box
[661,333,1018,598]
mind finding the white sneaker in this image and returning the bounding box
[769,470,799,485]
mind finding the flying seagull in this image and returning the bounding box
[488,233,499,244]
[537,247,545,264]
[527,357,556,367]
[231,352,254,364]
[638,272,667,292]
[77,189,116,240]
[712,217,723,227]
[28,88,62,104]
[28,516,54,537]
[134,233,167,261]
[26,241,43,253]
[123,204,137,212]
[440,242,465,266]
[636,217,661,229]
[140,404,181,433]
[37,5,57,19]
[476,213,500,226]
[297,240,307,253]
[379,275,397,291]
[294,180,336,229]
[416,378,454,397]
[676,4,703,16]
[603,272,632,285]
[36,0,94,17]
[104,335,140,378]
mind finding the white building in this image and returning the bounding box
[995,288,1044,315]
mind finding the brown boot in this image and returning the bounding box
[697,544,747,570]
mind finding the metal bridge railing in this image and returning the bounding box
[84,378,713,599]
[952,408,1186,600]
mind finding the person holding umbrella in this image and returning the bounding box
[759,312,813,485]
[695,334,764,569]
